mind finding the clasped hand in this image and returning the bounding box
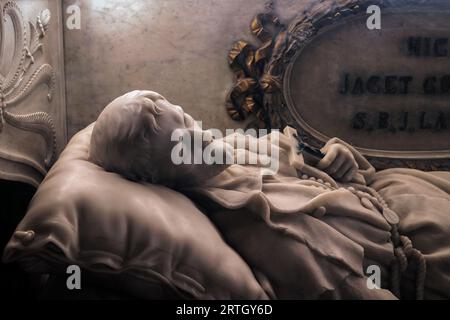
[317,142,359,183]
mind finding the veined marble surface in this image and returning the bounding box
[63,0,311,138]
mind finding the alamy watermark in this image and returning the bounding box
[170,122,280,175]
[366,265,381,289]
[66,265,81,290]
[66,4,81,30]
[367,5,381,30]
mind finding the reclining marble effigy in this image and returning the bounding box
[88,90,450,299]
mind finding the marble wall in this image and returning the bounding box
[63,0,312,138]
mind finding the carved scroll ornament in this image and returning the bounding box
[0,1,57,186]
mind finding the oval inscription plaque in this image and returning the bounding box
[284,4,450,161]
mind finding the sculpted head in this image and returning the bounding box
[89,90,230,187]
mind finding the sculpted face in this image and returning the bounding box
[93,90,230,187]
[150,97,231,187]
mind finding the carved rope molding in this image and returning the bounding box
[226,0,450,171]
[0,0,56,174]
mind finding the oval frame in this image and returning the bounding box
[266,0,450,170]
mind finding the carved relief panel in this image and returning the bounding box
[0,0,66,187]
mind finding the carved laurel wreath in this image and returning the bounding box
[0,1,56,168]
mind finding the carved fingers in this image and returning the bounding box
[317,143,358,182]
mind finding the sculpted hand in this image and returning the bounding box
[317,142,359,182]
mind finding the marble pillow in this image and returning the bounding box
[2,124,267,300]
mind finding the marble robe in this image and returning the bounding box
[182,127,450,300]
